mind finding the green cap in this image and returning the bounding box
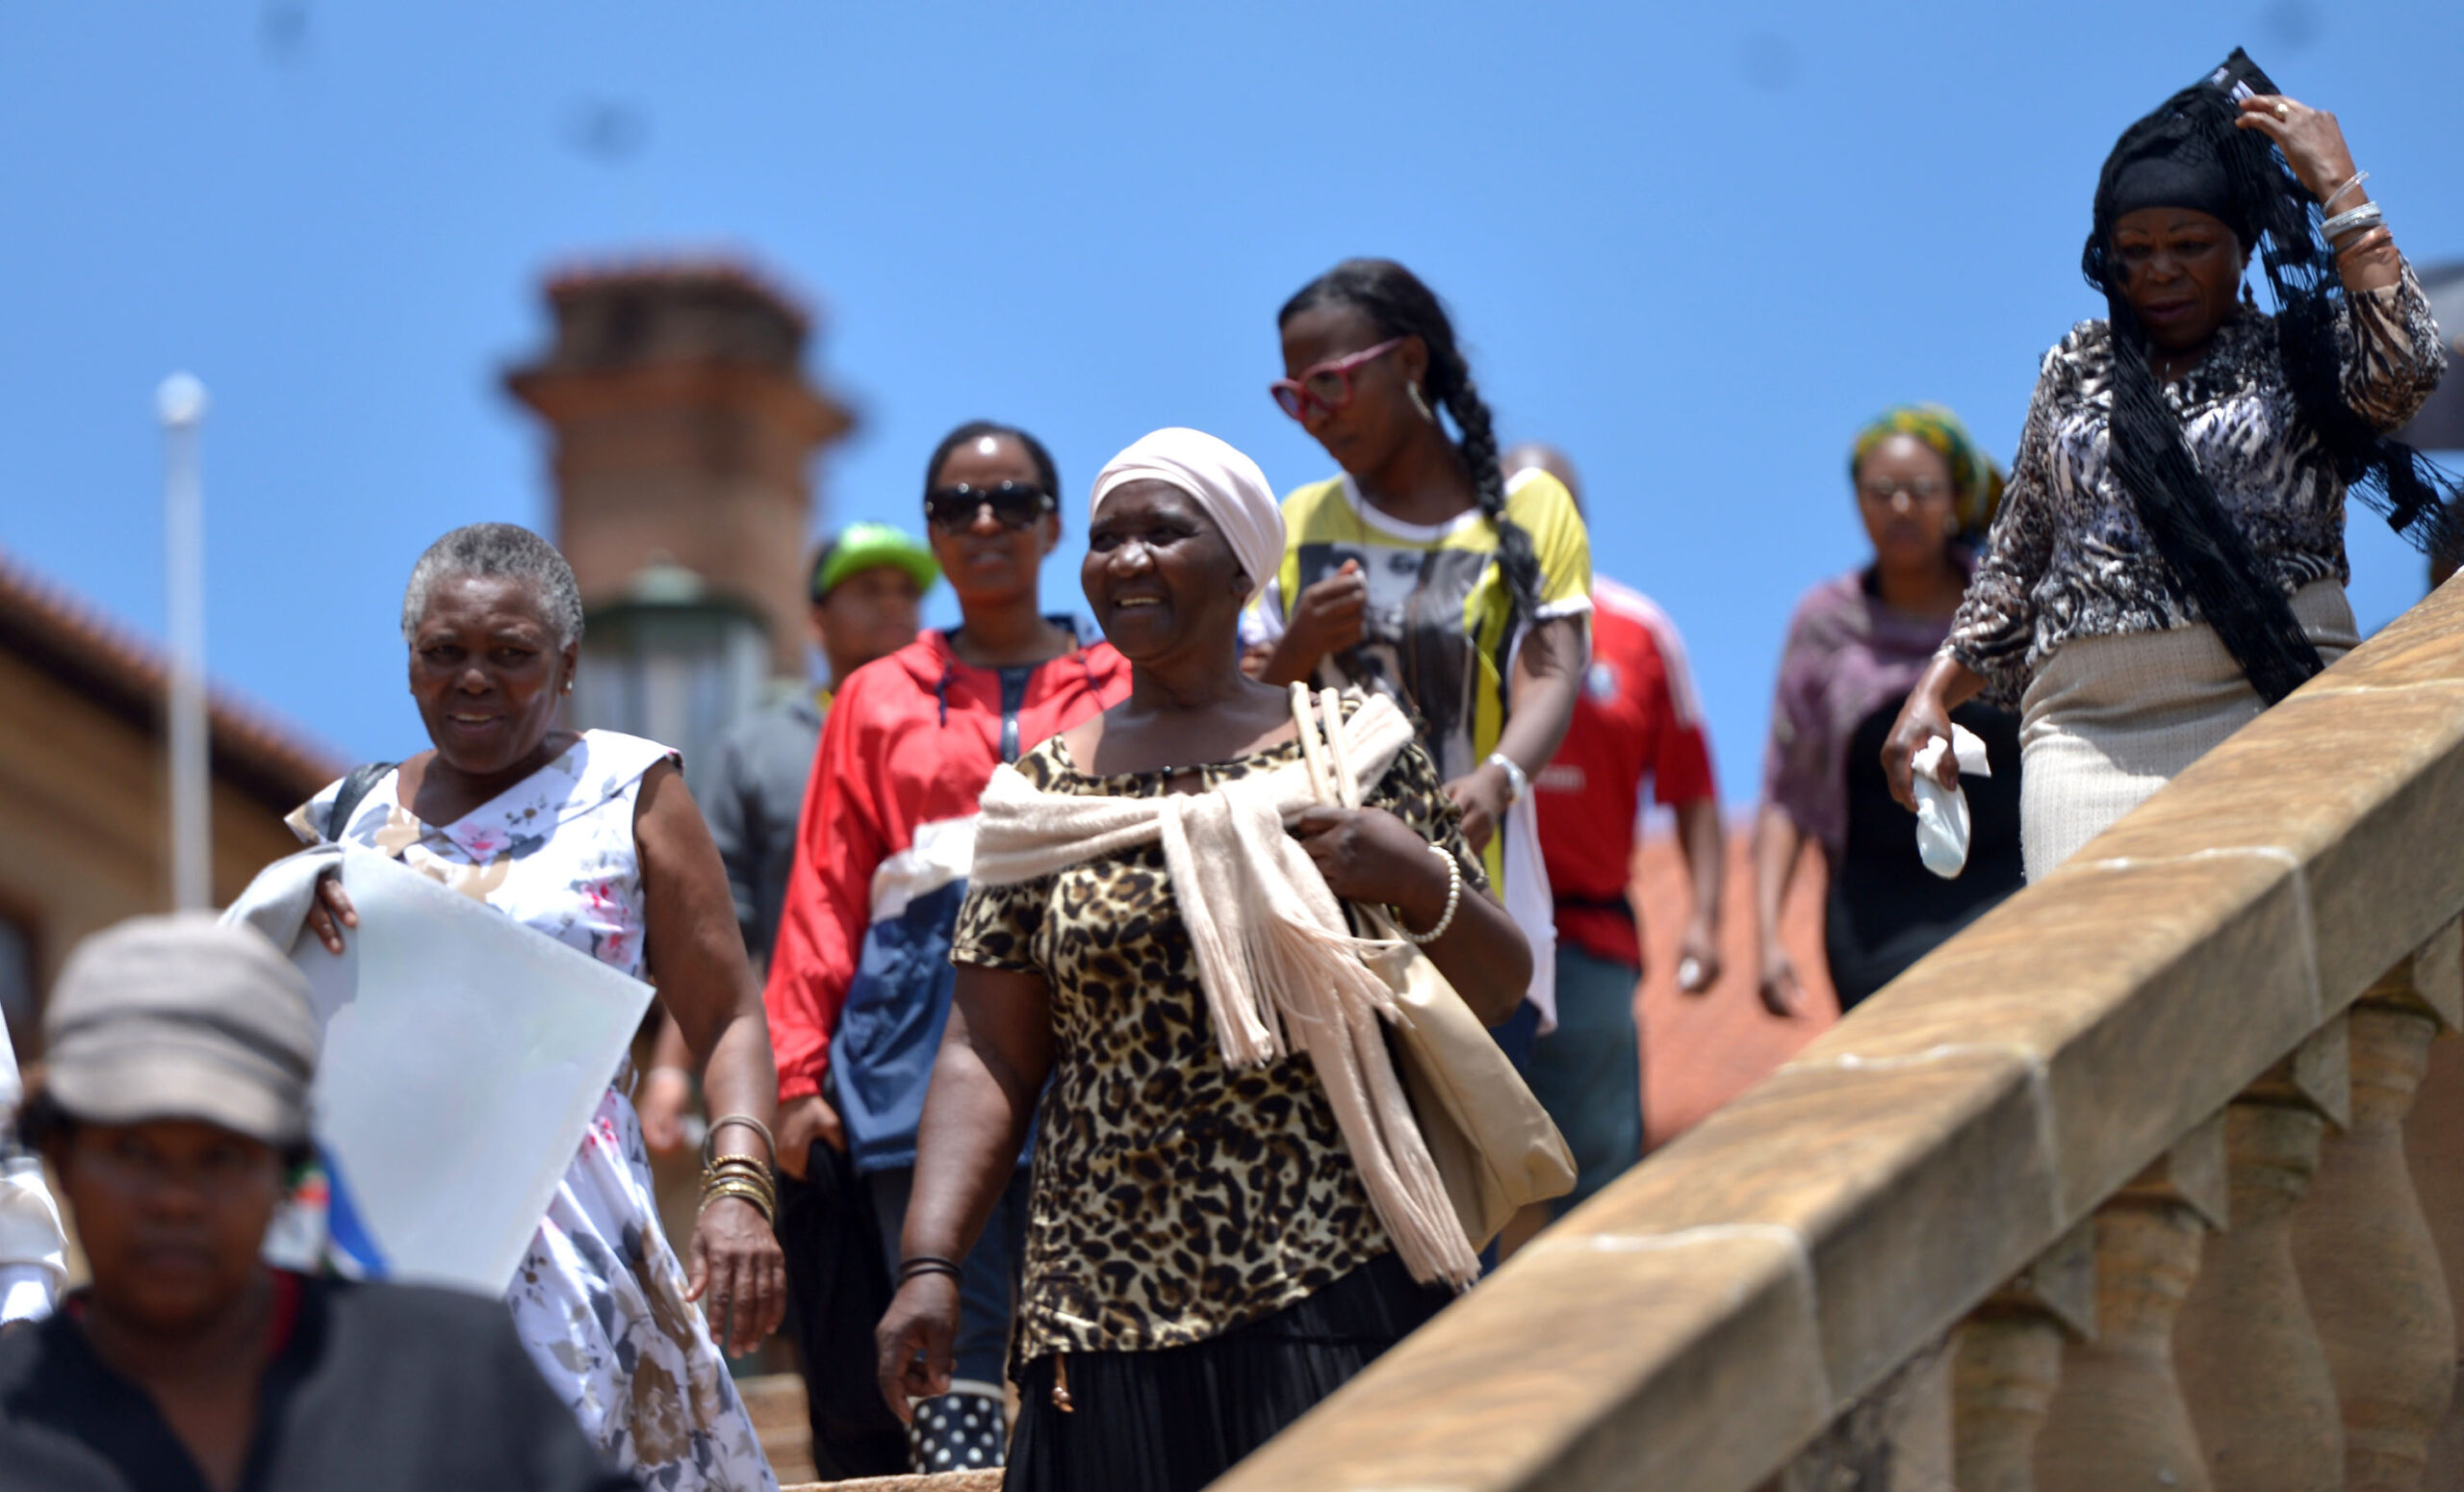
[811,522,938,601]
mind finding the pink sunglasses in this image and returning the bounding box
[1270,337,1405,422]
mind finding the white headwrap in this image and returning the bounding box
[1089,427,1284,604]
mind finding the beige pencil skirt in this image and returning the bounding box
[2017,581,2359,883]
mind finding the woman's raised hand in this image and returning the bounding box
[1282,560,1367,663]
[2235,94,2360,203]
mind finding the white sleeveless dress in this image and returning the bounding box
[291,730,778,1492]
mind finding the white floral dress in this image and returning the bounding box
[290,730,778,1492]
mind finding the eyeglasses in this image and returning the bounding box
[924,481,1056,532]
[1269,337,1406,422]
[1858,477,1952,507]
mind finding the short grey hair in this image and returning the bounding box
[399,523,586,650]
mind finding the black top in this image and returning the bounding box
[1824,695,2025,1011]
[0,1274,635,1492]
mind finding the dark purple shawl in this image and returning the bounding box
[1759,563,1967,864]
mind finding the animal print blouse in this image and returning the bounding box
[949,727,1483,1366]
[1944,259,2446,704]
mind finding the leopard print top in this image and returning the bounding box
[1945,259,2446,705]
[950,725,1483,1365]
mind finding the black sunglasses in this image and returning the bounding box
[924,481,1056,532]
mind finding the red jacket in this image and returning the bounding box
[762,628,1129,1163]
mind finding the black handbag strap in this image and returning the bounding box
[323,760,397,842]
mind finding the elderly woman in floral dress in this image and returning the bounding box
[294,523,784,1491]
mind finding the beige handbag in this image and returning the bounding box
[1291,684,1576,1249]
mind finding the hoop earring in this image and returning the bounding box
[1406,383,1434,423]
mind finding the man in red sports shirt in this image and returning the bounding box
[1508,444,1724,1214]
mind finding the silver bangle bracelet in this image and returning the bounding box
[1399,843,1463,945]
[2321,169,2370,212]
[2322,201,2385,241]
[1483,751,1528,805]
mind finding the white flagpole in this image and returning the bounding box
[159,373,211,911]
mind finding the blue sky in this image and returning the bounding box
[2,1,2457,803]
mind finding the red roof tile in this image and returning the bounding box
[0,549,339,815]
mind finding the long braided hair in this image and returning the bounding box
[2084,49,2460,704]
[1278,259,1549,633]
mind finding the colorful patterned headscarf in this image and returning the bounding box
[1849,403,2006,544]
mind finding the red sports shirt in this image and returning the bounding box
[1532,578,1716,969]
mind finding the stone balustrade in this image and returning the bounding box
[1205,576,2464,1492]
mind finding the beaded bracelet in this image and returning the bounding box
[1398,843,1463,946]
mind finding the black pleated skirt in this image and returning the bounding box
[1003,1250,1451,1492]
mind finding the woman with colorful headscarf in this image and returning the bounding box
[1884,50,2453,879]
[876,428,1531,1492]
[1755,405,2027,1016]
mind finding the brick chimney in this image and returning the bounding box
[505,260,856,677]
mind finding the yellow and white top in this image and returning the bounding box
[1251,467,1592,1024]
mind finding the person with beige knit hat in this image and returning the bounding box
[0,914,632,1492]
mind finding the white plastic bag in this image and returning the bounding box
[1912,724,1993,879]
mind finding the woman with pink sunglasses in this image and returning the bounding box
[1253,258,1593,1055]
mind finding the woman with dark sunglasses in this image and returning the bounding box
[763,421,1130,1475]
[1255,258,1592,1055]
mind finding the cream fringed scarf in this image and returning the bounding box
[970,688,1480,1289]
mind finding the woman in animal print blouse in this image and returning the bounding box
[874,430,1532,1492]
[1882,51,2451,880]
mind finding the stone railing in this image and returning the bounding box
[1210,577,2464,1492]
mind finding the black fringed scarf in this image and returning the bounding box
[2083,47,2461,705]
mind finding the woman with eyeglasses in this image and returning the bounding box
[763,421,1130,1474]
[1253,258,1591,1054]
[1753,406,2025,1018]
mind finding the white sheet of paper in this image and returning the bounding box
[287,848,654,1296]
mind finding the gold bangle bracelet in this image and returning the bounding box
[699,1181,776,1223]
[701,1166,778,1197]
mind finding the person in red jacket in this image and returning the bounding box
[764,421,1130,1474]
[1509,444,1724,1214]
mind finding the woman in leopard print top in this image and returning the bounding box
[1885,57,2451,879]
[874,431,1531,1492]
